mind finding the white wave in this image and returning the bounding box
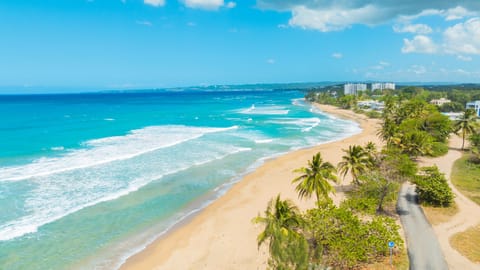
[0,125,238,182]
[51,146,64,151]
[104,118,115,121]
[237,105,289,115]
[0,143,251,241]
[255,139,274,144]
[265,117,321,132]
[291,98,305,106]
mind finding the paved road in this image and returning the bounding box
[397,183,448,270]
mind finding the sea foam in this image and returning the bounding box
[0,125,247,241]
[0,125,237,182]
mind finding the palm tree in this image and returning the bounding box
[292,152,338,205]
[253,195,302,248]
[377,118,398,145]
[253,195,308,269]
[337,145,372,185]
[454,109,478,150]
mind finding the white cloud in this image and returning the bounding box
[266,58,275,64]
[408,65,427,74]
[144,0,165,7]
[393,23,432,34]
[288,4,384,32]
[332,53,343,59]
[182,0,230,10]
[457,55,472,61]
[444,6,477,21]
[136,20,152,26]
[443,18,480,55]
[402,35,437,54]
[370,62,390,70]
[257,1,480,31]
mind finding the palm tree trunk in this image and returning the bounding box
[462,129,466,150]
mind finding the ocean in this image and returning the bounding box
[0,89,360,269]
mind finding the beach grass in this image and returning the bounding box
[451,155,480,206]
[421,204,458,225]
[450,224,480,263]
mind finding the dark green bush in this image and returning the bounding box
[415,166,454,207]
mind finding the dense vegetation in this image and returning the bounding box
[254,149,406,269]
[254,85,480,269]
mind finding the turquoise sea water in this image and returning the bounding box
[0,90,360,270]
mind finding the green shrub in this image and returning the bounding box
[341,196,378,215]
[415,166,454,207]
[366,110,382,119]
[304,203,403,269]
[429,142,449,157]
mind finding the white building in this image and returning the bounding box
[442,112,463,121]
[466,100,480,117]
[371,82,395,91]
[357,100,385,111]
[344,83,367,95]
[430,98,451,106]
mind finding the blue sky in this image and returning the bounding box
[1,0,479,93]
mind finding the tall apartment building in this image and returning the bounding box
[344,83,367,95]
[371,82,395,91]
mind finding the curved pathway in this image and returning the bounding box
[397,183,448,270]
[417,136,480,270]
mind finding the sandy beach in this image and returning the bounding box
[120,104,382,270]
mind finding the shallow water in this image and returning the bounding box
[0,89,360,270]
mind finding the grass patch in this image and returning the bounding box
[450,224,480,263]
[451,155,480,206]
[422,204,458,225]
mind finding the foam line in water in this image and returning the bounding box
[0,125,238,182]
[0,145,251,241]
[237,105,289,115]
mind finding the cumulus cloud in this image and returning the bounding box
[444,6,477,21]
[257,1,480,31]
[393,23,432,34]
[443,18,480,55]
[332,53,343,59]
[402,35,438,54]
[144,0,165,7]
[182,0,235,10]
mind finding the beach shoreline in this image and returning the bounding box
[120,103,381,270]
